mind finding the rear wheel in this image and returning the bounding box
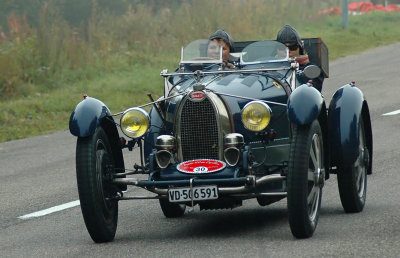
[337,118,368,213]
[76,127,119,243]
[287,120,324,238]
[159,199,186,218]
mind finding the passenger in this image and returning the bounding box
[276,24,324,91]
[208,29,235,68]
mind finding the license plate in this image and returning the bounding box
[168,185,218,203]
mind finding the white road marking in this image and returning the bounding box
[382,110,400,116]
[18,200,80,220]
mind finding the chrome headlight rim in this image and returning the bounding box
[241,101,272,132]
[120,107,150,139]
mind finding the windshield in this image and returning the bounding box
[180,39,223,64]
[240,40,289,64]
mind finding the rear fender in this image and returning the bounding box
[287,83,324,125]
[328,84,372,173]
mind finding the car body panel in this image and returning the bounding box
[328,83,372,171]
[69,97,113,137]
[287,83,324,125]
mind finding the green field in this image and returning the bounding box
[1,1,400,142]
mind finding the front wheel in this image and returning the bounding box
[159,199,186,218]
[287,120,324,238]
[337,118,368,213]
[76,127,119,243]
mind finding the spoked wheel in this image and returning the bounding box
[159,199,186,218]
[76,127,119,243]
[337,118,368,213]
[287,120,324,238]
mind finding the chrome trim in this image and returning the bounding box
[156,135,176,150]
[207,92,231,136]
[162,69,174,98]
[224,147,240,166]
[118,196,162,200]
[258,192,287,196]
[155,150,173,168]
[290,65,297,91]
[227,192,287,199]
[113,174,286,196]
[175,91,231,162]
[160,67,292,77]
[241,101,273,132]
[148,188,167,195]
[223,133,244,166]
[155,135,176,168]
[120,107,150,139]
[224,133,244,148]
[113,178,139,185]
[116,192,287,201]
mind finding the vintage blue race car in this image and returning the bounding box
[69,38,373,242]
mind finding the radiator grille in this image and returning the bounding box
[179,97,219,161]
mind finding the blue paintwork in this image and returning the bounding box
[69,97,113,137]
[328,84,364,167]
[287,83,324,125]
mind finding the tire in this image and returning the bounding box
[76,127,119,243]
[159,199,186,218]
[256,196,284,206]
[257,196,273,206]
[337,118,368,213]
[287,120,324,239]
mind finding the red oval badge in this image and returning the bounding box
[177,159,226,174]
[189,91,205,101]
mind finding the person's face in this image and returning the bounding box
[207,39,230,61]
[286,44,300,58]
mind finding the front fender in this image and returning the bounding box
[69,97,113,137]
[328,84,368,169]
[70,96,126,190]
[287,84,324,125]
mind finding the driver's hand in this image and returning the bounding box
[224,61,235,69]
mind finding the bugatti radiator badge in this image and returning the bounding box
[189,91,206,101]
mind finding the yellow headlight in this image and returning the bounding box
[120,108,150,138]
[241,101,271,131]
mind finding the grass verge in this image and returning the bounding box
[1,11,400,142]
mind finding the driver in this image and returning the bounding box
[276,24,323,91]
[208,29,235,68]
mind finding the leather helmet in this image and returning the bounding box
[209,29,234,52]
[276,24,304,50]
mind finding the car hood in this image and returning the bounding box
[164,72,290,141]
